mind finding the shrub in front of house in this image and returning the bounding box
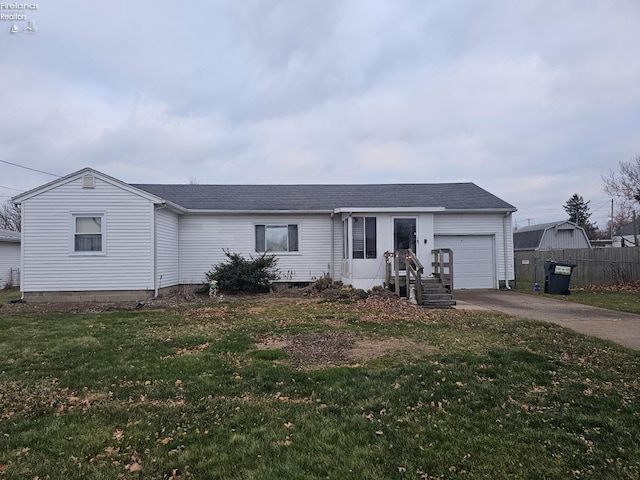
[206,250,279,293]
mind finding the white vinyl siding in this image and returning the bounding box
[0,241,20,287]
[179,214,334,284]
[156,208,180,288]
[21,176,156,292]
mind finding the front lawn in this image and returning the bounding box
[515,285,640,315]
[1,296,639,479]
[0,288,20,304]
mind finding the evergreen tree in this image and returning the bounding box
[563,193,596,238]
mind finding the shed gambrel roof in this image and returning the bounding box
[131,182,516,212]
[513,221,589,251]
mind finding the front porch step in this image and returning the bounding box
[422,299,457,309]
[415,277,456,309]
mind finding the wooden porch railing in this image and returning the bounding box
[384,249,424,304]
[431,248,454,293]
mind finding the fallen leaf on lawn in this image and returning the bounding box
[104,446,120,457]
[113,430,124,442]
[128,461,142,472]
[161,437,173,445]
[284,422,294,429]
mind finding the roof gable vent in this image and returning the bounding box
[82,174,96,189]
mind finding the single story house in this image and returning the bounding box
[612,222,639,247]
[514,221,591,251]
[0,227,21,288]
[13,168,517,302]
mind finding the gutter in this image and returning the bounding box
[183,209,334,215]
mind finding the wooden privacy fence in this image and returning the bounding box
[514,248,640,288]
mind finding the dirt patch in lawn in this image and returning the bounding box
[256,332,436,369]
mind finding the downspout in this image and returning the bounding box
[330,212,335,280]
[348,214,354,286]
[152,201,167,299]
[503,212,512,290]
[17,202,24,300]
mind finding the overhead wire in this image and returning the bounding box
[0,159,62,177]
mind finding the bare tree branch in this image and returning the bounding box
[602,155,640,202]
[0,201,21,231]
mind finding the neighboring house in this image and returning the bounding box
[0,228,21,288]
[513,221,591,251]
[612,222,639,247]
[12,168,517,301]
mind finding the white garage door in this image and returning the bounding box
[433,235,495,289]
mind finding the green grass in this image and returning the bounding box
[514,285,640,315]
[1,297,639,479]
[0,287,21,304]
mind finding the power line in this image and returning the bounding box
[0,184,23,192]
[0,159,62,178]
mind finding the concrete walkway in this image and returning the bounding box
[453,290,640,351]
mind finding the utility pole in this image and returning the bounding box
[610,199,614,239]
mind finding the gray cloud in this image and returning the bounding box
[1,0,639,228]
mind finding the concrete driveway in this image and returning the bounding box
[454,290,640,351]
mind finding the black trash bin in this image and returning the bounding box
[543,261,576,295]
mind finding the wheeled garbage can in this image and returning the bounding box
[543,261,576,295]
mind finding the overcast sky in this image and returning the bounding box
[1,1,638,229]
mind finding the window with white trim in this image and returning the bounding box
[73,215,104,253]
[352,216,376,259]
[255,224,299,252]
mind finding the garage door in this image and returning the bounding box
[433,235,495,289]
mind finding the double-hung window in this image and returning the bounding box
[255,224,299,253]
[73,214,104,254]
[352,216,376,259]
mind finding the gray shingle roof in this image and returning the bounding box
[131,182,516,211]
[617,222,639,236]
[0,228,20,242]
[513,229,546,251]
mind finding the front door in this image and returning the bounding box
[394,218,417,269]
